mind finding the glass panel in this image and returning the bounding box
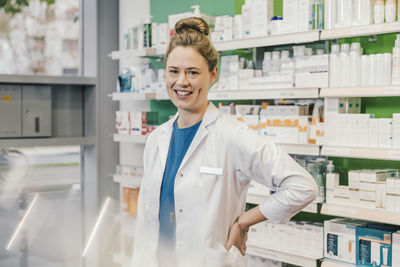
[0,146,82,267]
[0,0,80,76]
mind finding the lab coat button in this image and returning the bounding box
[180,173,183,177]
[179,242,184,247]
[179,209,183,213]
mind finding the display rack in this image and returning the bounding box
[246,243,320,267]
[111,91,169,101]
[321,203,400,226]
[321,146,400,161]
[213,30,320,51]
[320,22,400,40]
[110,45,167,59]
[208,88,319,100]
[0,137,96,148]
[321,260,354,267]
[113,174,142,188]
[320,86,400,97]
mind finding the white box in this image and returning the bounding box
[359,190,376,201]
[378,134,393,149]
[393,232,400,267]
[396,196,400,213]
[359,170,387,183]
[324,219,367,265]
[376,182,387,209]
[282,0,299,33]
[359,182,377,192]
[298,0,312,32]
[368,119,379,148]
[116,111,130,135]
[359,199,376,209]
[129,112,143,135]
[327,173,340,189]
[348,170,360,189]
[233,15,242,39]
[378,118,393,135]
[387,195,396,212]
[349,189,360,207]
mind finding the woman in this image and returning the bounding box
[133,17,317,267]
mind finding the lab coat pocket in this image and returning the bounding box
[199,166,222,201]
[205,240,245,267]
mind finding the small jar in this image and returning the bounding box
[269,16,283,35]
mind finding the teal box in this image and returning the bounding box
[356,226,393,267]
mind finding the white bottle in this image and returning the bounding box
[339,43,351,87]
[336,0,352,28]
[191,5,201,17]
[361,55,371,86]
[349,42,361,86]
[392,34,400,85]
[383,53,392,85]
[271,51,281,72]
[263,52,272,76]
[241,0,252,38]
[376,53,385,85]
[374,0,385,24]
[385,0,396,23]
[325,0,337,30]
[329,44,340,87]
[353,0,373,25]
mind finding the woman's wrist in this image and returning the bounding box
[234,216,249,236]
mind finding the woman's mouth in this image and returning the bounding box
[174,89,193,99]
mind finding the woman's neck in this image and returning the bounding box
[177,102,208,128]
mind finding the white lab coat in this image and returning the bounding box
[132,103,317,267]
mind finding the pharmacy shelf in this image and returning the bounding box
[321,22,400,40]
[113,174,142,188]
[110,45,167,59]
[246,193,319,213]
[111,91,169,101]
[113,134,148,144]
[0,137,96,148]
[247,243,319,267]
[208,88,319,100]
[213,31,320,51]
[277,143,320,156]
[320,86,400,97]
[321,203,400,226]
[321,146,400,161]
[0,74,96,85]
[321,260,354,267]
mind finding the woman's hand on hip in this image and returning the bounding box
[225,217,248,256]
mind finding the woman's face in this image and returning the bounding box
[166,46,218,114]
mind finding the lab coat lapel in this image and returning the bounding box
[157,114,177,171]
[177,103,219,174]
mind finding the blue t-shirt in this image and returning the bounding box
[159,119,202,245]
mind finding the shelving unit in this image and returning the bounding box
[246,243,320,267]
[111,91,169,101]
[321,203,400,226]
[110,45,167,59]
[113,174,142,188]
[320,22,400,40]
[321,146,400,161]
[0,74,96,85]
[209,88,319,100]
[213,30,320,51]
[0,137,96,148]
[113,134,147,144]
[320,86,400,97]
[321,260,354,267]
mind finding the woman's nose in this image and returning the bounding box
[176,72,189,86]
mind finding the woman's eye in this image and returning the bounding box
[188,71,199,76]
[169,69,178,74]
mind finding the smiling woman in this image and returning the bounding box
[133,17,317,267]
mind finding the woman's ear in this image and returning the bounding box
[210,66,219,85]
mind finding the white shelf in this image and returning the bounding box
[277,143,320,156]
[320,86,400,97]
[113,174,142,188]
[113,134,148,144]
[246,193,319,213]
[111,91,169,101]
[321,203,400,226]
[321,260,354,267]
[247,243,319,267]
[321,22,400,40]
[213,31,320,51]
[0,137,96,148]
[110,45,167,59]
[0,74,96,85]
[208,88,319,100]
[321,146,400,161]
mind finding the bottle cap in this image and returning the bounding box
[281,50,290,60]
[340,43,350,53]
[350,42,361,51]
[272,51,280,60]
[331,44,340,54]
[264,52,272,60]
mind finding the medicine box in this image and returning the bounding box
[356,226,394,267]
[324,218,367,265]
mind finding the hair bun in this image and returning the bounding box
[175,17,209,36]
